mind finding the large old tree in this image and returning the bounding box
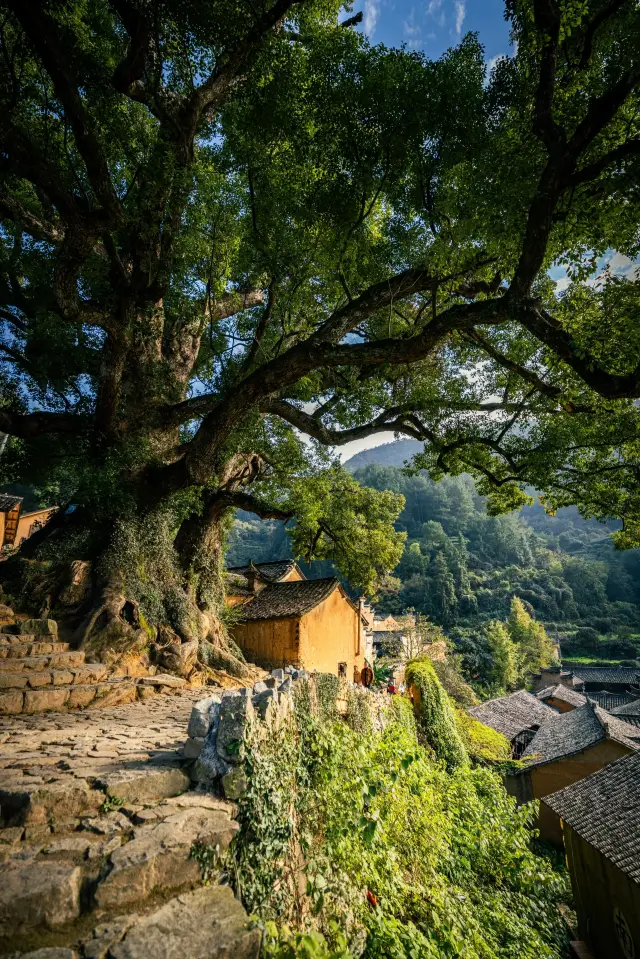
[0,0,639,665]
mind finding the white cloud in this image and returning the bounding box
[363,0,380,37]
[454,0,465,34]
[404,7,420,43]
[486,54,505,73]
[427,0,442,14]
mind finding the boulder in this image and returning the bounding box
[23,687,70,713]
[19,619,58,637]
[93,767,190,805]
[253,688,278,719]
[0,689,24,714]
[138,674,187,688]
[270,668,285,681]
[187,694,222,739]
[94,807,238,909]
[0,780,103,826]
[0,860,82,934]
[107,886,261,959]
[216,690,254,765]
[222,765,249,801]
[183,736,204,759]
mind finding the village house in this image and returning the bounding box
[226,560,365,680]
[0,494,56,553]
[536,684,588,713]
[467,689,557,758]
[610,698,640,729]
[542,752,640,959]
[508,702,640,844]
[534,665,640,710]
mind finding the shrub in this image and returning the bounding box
[405,659,468,771]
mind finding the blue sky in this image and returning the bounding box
[351,0,514,64]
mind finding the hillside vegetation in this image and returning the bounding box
[227,445,640,671]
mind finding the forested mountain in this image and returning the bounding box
[228,442,640,665]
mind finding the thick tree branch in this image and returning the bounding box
[7,0,123,223]
[569,136,640,186]
[466,330,563,401]
[0,409,84,438]
[0,192,63,242]
[182,0,302,137]
[532,0,564,149]
[519,303,640,398]
[211,490,293,519]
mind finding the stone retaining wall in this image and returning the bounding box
[185,667,390,800]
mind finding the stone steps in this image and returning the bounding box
[0,664,110,690]
[0,650,86,672]
[0,640,71,657]
[0,760,259,959]
[0,607,189,715]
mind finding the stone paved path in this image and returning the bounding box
[0,689,205,791]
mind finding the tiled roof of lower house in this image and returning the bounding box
[543,752,640,883]
[0,494,22,513]
[570,666,640,686]
[536,685,587,708]
[522,702,640,767]
[467,690,556,741]
[235,577,341,621]
[611,698,640,717]
[226,559,302,583]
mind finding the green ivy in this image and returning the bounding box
[231,683,570,959]
[405,659,469,771]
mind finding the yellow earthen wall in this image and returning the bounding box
[232,616,300,669]
[15,507,56,545]
[299,588,364,678]
[545,696,576,713]
[0,511,5,547]
[532,740,633,844]
[563,823,640,959]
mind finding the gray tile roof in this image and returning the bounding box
[226,559,302,583]
[235,578,340,621]
[570,667,640,686]
[0,494,22,513]
[536,685,587,709]
[522,703,640,767]
[611,698,640,717]
[543,752,640,882]
[467,690,556,741]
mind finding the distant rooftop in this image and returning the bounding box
[544,752,640,882]
[0,494,22,513]
[522,702,640,767]
[536,685,587,709]
[611,698,640,717]
[468,690,556,741]
[226,559,303,583]
[570,666,640,686]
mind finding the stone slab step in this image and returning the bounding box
[94,804,239,909]
[0,664,109,690]
[0,641,70,657]
[0,767,192,829]
[5,886,260,959]
[0,679,139,715]
[0,651,85,672]
[99,885,260,959]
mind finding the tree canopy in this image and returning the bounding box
[1,0,640,647]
